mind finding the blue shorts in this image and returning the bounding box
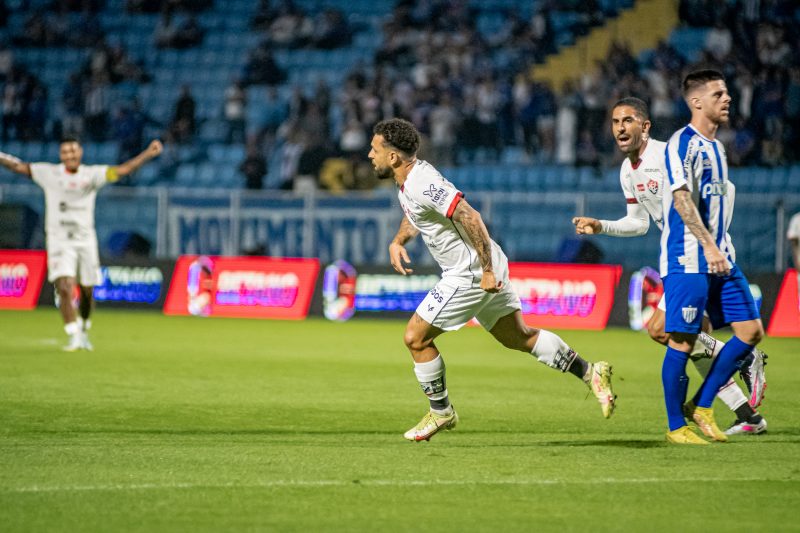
[663,266,760,334]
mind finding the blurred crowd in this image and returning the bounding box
[0,0,799,191]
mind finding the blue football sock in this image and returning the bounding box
[693,336,754,408]
[662,347,690,431]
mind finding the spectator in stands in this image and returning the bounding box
[428,93,459,167]
[1,67,24,141]
[263,4,312,48]
[224,79,247,144]
[704,19,732,62]
[167,85,196,144]
[0,0,8,28]
[0,40,12,81]
[243,45,285,86]
[171,14,204,48]
[310,8,351,49]
[112,102,146,161]
[785,67,800,161]
[154,9,178,48]
[240,141,267,190]
[24,84,47,141]
[83,73,111,141]
[251,86,288,148]
[555,80,579,165]
[61,73,85,139]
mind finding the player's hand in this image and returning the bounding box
[572,217,602,235]
[480,270,502,293]
[148,140,164,157]
[389,242,413,275]
[703,246,730,276]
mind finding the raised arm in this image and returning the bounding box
[451,198,500,292]
[110,140,163,180]
[673,186,729,275]
[0,151,32,177]
[389,215,420,275]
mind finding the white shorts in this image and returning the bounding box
[47,240,102,286]
[416,277,521,331]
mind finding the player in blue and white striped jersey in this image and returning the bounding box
[659,70,765,444]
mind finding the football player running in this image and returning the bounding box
[370,118,616,442]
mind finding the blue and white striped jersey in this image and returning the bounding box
[660,125,736,277]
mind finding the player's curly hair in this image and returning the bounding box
[682,69,725,96]
[373,119,420,157]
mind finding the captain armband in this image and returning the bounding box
[106,167,120,182]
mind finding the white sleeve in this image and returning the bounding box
[600,202,650,237]
[411,177,463,219]
[29,162,54,187]
[666,136,698,192]
[788,213,800,240]
[89,165,110,189]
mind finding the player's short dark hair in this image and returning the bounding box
[373,118,420,157]
[60,135,82,145]
[682,69,725,96]
[612,97,650,121]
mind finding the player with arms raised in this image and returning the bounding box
[369,118,616,442]
[573,97,767,437]
[0,136,163,351]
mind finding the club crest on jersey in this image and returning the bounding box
[682,305,698,323]
[647,179,658,195]
[422,184,449,206]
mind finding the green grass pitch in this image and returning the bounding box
[1,308,799,532]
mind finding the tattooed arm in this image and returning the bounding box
[389,216,420,275]
[451,198,501,292]
[673,186,729,275]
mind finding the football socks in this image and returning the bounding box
[413,355,450,412]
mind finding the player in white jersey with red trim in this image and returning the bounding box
[572,98,767,439]
[369,118,616,442]
[0,136,163,351]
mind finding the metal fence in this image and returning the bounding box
[1,183,797,274]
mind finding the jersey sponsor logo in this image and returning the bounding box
[647,179,659,195]
[422,184,450,206]
[636,184,645,192]
[682,305,698,323]
[701,181,727,198]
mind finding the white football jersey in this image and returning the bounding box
[30,163,109,244]
[620,139,668,230]
[787,212,800,240]
[398,160,509,286]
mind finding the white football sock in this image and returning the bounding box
[717,379,749,411]
[64,321,80,336]
[531,330,576,372]
[697,332,724,357]
[414,355,451,414]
